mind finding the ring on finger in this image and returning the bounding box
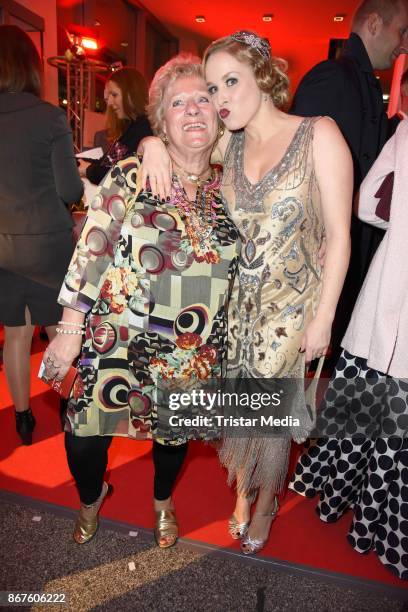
[47,362,60,370]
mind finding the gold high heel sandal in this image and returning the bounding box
[73,481,113,545]
[240,496,279,555]
[154,508,178,549]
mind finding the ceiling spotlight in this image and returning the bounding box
[120,41,129,47]
[195,15,206,23]
[334,14,345,22]
[262,14,273,22]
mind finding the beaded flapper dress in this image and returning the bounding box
[219,117,325,493]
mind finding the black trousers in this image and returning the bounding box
[65,433,188,505]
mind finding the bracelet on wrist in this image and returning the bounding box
[58,320,85,329]
[56,327,85,336]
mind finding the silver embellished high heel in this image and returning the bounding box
[228,515,249,540]
[240,496,279,555]
[228,491,256,540]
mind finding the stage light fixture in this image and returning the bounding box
[262,14,273,22]
[195,15,206,23]
[334,14,345,22]
[81,37,98,50]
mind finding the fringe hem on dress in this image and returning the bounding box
[218,435,291,495]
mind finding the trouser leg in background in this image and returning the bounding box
[65,433,112,505]
[153,441,188,500]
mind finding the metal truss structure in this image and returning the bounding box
[48,56,110,152]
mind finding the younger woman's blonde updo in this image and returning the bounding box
[203,31,290,109]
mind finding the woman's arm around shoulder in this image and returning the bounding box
[137,136,172,200]
[137,128,232,200]
[210,128,231,164]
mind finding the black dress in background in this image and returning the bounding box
[290,350,408,581]
[0,92,83,326]
[85,115,152,185]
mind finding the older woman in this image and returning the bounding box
[44,54,239,548]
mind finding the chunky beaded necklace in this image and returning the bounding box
[171,165,222,264]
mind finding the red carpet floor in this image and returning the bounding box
[0,331,406,590]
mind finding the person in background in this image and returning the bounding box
[78,67,152,185]
[290,119,408,582]
[291,0,408,356]
[400,67,408,113]
[0,25,83,444]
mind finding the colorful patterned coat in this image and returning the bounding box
[58,157,240,443]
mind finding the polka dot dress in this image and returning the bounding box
[289,350,408,581]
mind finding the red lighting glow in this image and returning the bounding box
[81,37,98,50]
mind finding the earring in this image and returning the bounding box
[160,132,169,145]
[217,125,225,139]
[263,94,269,102]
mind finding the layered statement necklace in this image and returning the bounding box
[173,163,213,188]
[171,164,222,264]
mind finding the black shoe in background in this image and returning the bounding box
[15,408,36,445]
[39,326,48,341]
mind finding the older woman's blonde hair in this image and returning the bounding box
[203,33,290,109]
[147,53,203,135]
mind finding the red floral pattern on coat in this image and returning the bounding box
[176,333,202,350]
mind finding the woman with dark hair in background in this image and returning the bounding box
[0,25,83,444]
[78,67,152,185]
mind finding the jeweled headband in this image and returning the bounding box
[230,30,271,60]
